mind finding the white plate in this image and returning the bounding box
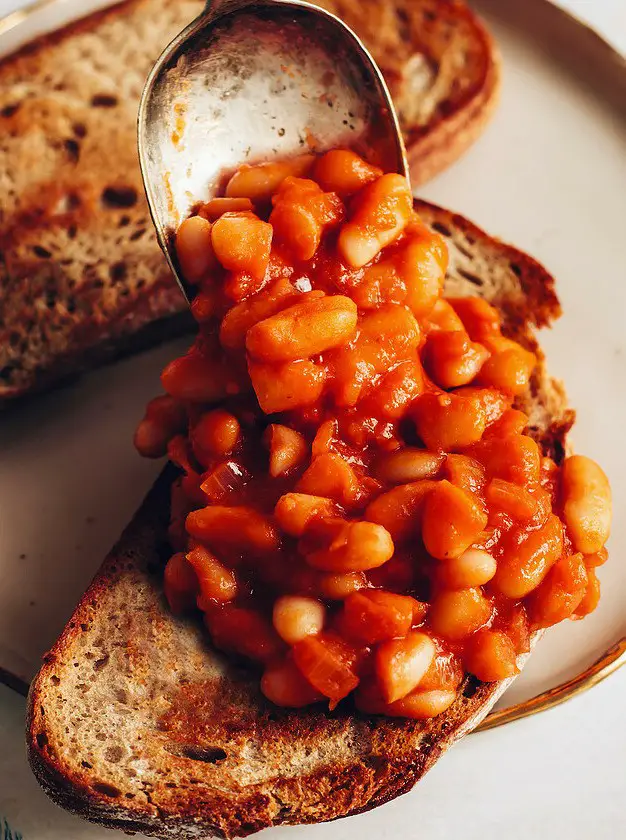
[0,0,624,721]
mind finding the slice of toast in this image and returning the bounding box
[27,200,573,839]
[0,0,499,406]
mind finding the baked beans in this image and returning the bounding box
[136,148,611,720]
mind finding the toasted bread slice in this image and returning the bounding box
[0,0,498,406]
[27,200,572,839]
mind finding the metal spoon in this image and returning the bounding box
[137,0,408,301]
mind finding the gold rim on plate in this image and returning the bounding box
[476,636,626,732]
[0,0,624,731]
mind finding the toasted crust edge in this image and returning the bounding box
[0,309,192,408]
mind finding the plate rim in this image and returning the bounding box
[0,0,624,707]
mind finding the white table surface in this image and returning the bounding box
[1,1,625,839]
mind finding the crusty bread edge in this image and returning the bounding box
[0,309,192,407]
[0,0,128,67]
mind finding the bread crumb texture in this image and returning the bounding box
[0,0,202,401]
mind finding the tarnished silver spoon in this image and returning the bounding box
[138,0,408,301]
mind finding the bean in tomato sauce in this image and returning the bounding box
[135,149,612,718]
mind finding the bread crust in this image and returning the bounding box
[27,200,572,838]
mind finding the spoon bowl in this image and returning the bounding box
[138,0,408,300]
